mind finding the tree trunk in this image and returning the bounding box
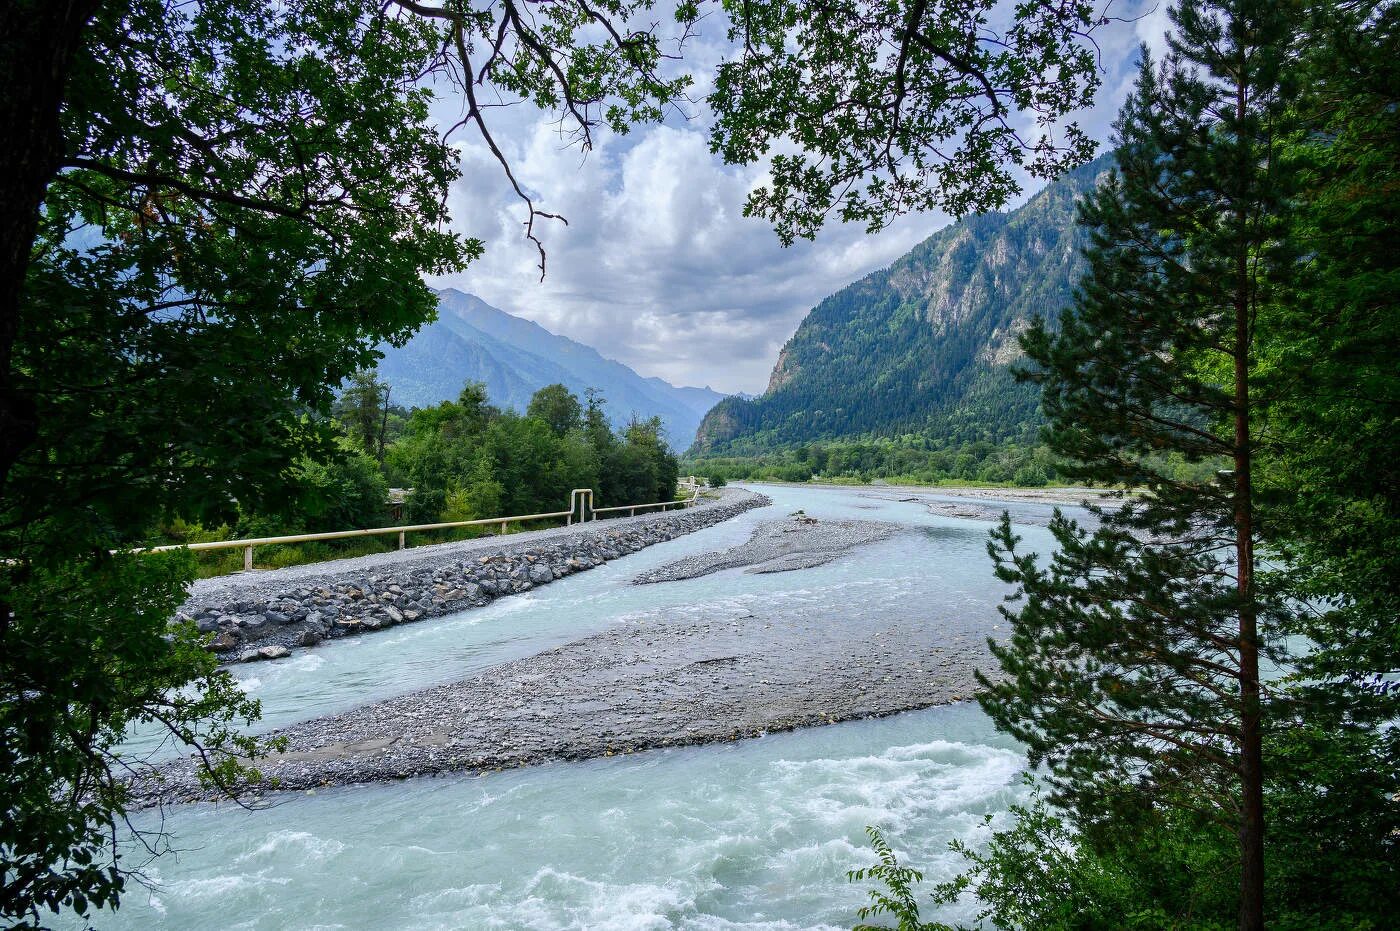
[1235,306,1266,931]
[1232,70,1266,931]
[0,0,102,493]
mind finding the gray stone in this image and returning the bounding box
[258,645,290,660]
[262,610,291,626]
[382,605,404,624]
[527,564,554,585]
[208,631,240,652]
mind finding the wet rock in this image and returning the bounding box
[207,631,240,652]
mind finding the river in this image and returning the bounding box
[90,483,1070,929]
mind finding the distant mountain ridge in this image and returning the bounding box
[376,289,723,445]
[691,154,1113,455]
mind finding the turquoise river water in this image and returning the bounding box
[87,484,1072,930]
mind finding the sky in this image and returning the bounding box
[427,1,1172,395]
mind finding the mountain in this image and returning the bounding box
[690,154,1113,455]
[377,289,724,446]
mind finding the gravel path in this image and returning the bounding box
[188,489,756,604]
[633,515,899,583]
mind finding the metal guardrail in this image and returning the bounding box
[129,484,707,572]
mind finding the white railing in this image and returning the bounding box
[129,485,704,572]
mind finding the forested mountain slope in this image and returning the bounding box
[377,289,723,445]
[691,155,1113,456]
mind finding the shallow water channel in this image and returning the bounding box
[95,484,1072,929]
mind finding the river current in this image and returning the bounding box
[93,484,1070,929]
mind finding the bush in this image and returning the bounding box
[1012,464,1049,487]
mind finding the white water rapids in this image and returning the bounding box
[85,484,1074,929]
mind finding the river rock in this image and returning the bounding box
[208,631,240,652]
[176,490,768,663]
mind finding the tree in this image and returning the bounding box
[527,383,584,436]
[334,370,394,463]
[2,3,475,921]
[295,441,391,532]
[1258,0,1400,718]
[981,2,1296,926]
[583,387,616,453]
[0,0,700,921]
[708,0,1104,243]
[386,382,501,523]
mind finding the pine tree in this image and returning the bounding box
[981,2,1296,927]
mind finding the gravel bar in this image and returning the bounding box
[131,558,989,807]
[178,489,768,663]
[633,514,899,583]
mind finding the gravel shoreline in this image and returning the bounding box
[179,489,768,663]
[130,522,987,807]
[634,514,899,583]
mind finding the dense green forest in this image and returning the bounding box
[159,376,681,574]
[686,437,1217,488]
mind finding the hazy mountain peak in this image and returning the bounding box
[377,290,724,445]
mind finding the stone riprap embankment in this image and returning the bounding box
[178,489,767,663]
[632,515,898,583]
[131,568,989,808]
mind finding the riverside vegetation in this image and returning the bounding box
[161,378,682,576]
[846,2,1400,929]
[2,0,1395,928]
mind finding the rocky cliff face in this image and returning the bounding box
[691,154,1113,454]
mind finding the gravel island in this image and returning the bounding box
[131,594,986,807]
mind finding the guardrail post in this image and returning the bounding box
[500,520,508,535]
[243,545,254,572]
[398,531,406,550]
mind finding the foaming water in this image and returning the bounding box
[95,705,1025,930]
[98,484,1075,927]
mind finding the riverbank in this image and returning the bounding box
[634,514,899,582]
[180,489,768,664]
[747,478,1126,509]
[132,519,989,807]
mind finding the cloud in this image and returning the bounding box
[426,2,1168,395]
